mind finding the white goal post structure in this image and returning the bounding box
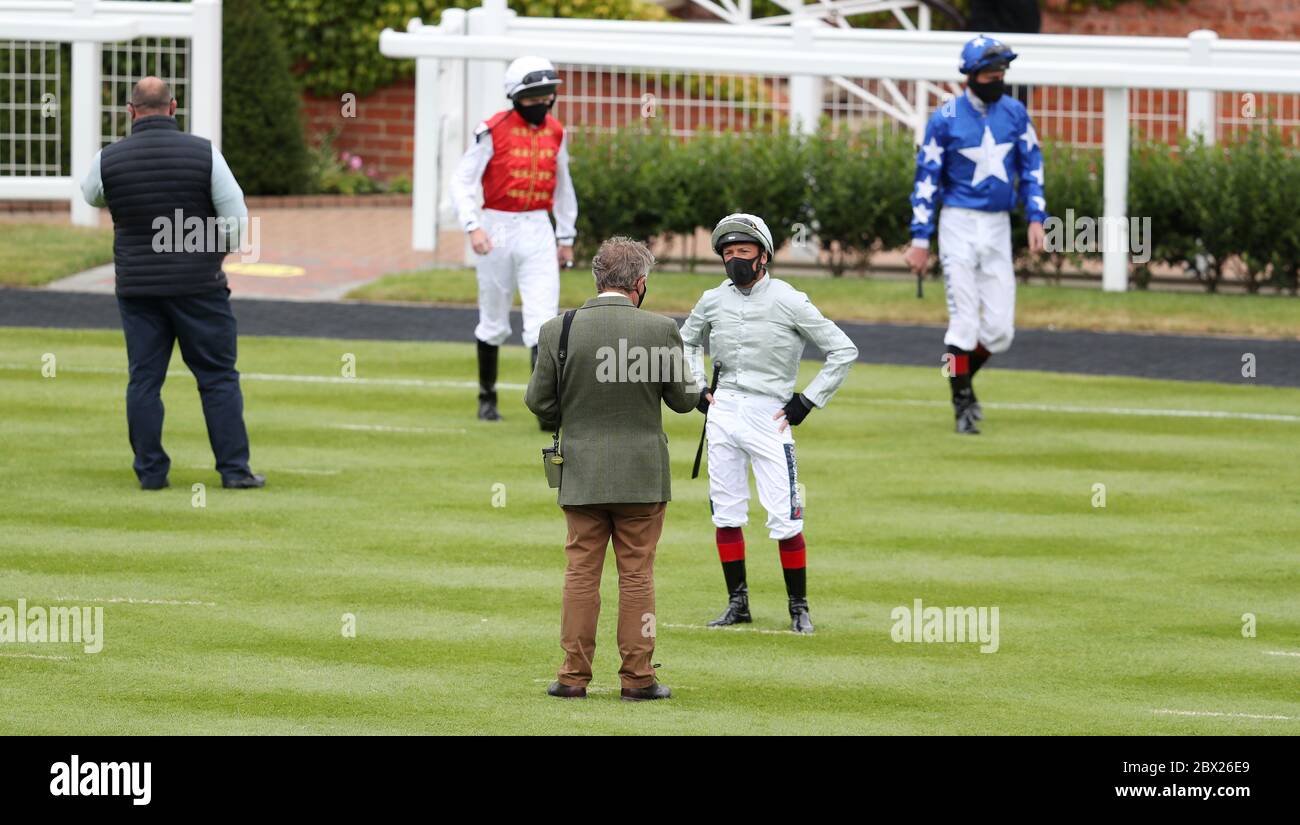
[381,0,1300,291]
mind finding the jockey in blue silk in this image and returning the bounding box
[904,34,1049,435]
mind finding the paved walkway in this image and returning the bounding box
[3,287,1296,387]
[43,207,468,301]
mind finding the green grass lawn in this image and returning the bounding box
[1,327,1297,734]
[350,268,1300,340]
[0,223,113,287]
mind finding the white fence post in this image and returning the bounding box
[1102,87,1130,292]
[789,19,822,136]
[914,2,931,144]
[463,0,509,264]
[411,31,441,252]
[1186,29,1217,145]
[190,0,223,152]
[69,0,101,227]
[438,9,468,232]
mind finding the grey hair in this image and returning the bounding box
[591,236,655,292]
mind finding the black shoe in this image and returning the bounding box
[546,681,586,699]
[707,584,752,626]
[955,405,981,434]
[222,473,265,489]
[477,391,501,422]
[621,681,671,702]
[139,477,169,491]
[788,597,814,634]
[953,388,981,435]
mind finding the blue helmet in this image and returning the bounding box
[959,35,1018,75]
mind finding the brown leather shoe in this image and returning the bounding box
[546,681,586,699]
[620,681,671,702]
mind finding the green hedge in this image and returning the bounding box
[569,125,1300,292]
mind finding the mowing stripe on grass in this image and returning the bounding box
[855,398,1300,424]
[1152,709,1294,721]
[330,424,468,435]
[663,623,808,636]
[186,465,340,476]
[0,652,72,661]
[1265,651,1300,658]
[54,596,217,607]
[0,363,529,391]
[5,363,1294,423]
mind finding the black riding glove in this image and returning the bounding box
[696,393,712,415]
[781,393,814,427]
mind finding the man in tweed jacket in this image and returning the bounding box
[525,236,699,702]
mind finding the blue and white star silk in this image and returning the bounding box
[909,93,1047,242]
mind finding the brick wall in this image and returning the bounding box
[300,79,416,182]
[1040,0,1300,40]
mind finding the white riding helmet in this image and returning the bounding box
[503,56,562,100]
[710,213,775,259]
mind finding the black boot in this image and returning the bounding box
[708,582,752,627]
[947,346,979,435]
[478,390,501,422]
[953,387,980,434]
[476,339,501,422]
[788,596,814,634]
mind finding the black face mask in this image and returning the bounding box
[514,100,550,126]
[724,255,762,287]
[635,280,647,308]
[968,77,1005,105]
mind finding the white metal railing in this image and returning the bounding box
[0,0,221,226]
[381,0,1300,291]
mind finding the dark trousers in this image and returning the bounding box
[116,288,251,484]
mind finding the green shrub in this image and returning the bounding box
[807,126,913,274]
[569,126,679,260]
[568,124,1298,293]
[222,0,310,195]
[1024,140,1101,281]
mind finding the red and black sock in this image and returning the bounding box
[971,343,992,377]
[716,527,746,595]
[778,533,807,599]
[946,344,973,401]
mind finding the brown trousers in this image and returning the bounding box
[557,501,666,689]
